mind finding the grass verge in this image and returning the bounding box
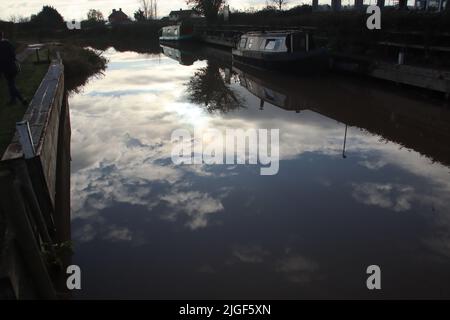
[58,44,108,93]
[0,50,49,157]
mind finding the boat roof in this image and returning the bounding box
[242,30,308,37]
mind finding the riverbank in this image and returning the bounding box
[0,44,106,158]
[0,50,49,156]
[0,56,68,299]
[0,39,107,298]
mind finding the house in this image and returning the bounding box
[169,9,202,21]
[108,8,130,24]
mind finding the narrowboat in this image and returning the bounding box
[232,63,314,112]
[159,23,194,41]
[160,44,198,66]
[232,30,328,72]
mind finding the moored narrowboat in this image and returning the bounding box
[160,44,199,66]
[159,23,194,41]
[232,30,328,72]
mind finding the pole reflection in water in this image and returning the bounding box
[343,124,348,159]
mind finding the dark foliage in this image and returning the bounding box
[186,61,242,113]
[30,5,65,30]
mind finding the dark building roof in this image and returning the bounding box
[169,9,200,17]
[108,8,129,22]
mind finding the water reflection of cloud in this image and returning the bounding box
[351,183,415,212]
[70,50,225,238]
[161,191,224,230]
[103,226,132,242]
[276,255,319,284]
[70,49,450,261]
[232,245,269,264]
[230,245,319,284]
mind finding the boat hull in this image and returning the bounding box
[232,48,329,73]
[159,35,193,42]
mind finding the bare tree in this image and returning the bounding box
[140,0,158,20]
[153,0,158,19]
[270,0,288,11]
[141,0,150,19]
[18,16,30,23]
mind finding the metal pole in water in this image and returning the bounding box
[342,124,348,159]
[398,51,405,65]
[306,33,309,52]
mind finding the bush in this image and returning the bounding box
[59,45,107,92]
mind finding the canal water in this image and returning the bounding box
[69,44,450,299]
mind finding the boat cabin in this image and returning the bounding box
[160,23,193,41]
[237,30,315,54]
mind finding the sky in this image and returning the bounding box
[0,0,332,22]
[0,0,415,22]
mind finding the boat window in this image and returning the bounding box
[264,39,277,50]
[240,38,247,49]
[248,38,255,49]
[165,28,174,36]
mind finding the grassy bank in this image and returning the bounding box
[0,44,107,157]
[58,44,108,92]
[0,50,49,156]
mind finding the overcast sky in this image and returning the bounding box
[0,0,341,21]
[1,0,412,21]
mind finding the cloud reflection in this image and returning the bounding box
[70,48,450,264]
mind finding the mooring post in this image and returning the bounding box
[398,50,405,65]
[35,48,40,63]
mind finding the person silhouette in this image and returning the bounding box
[0,31,27,106]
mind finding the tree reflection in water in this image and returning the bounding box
[186,61,243,113]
